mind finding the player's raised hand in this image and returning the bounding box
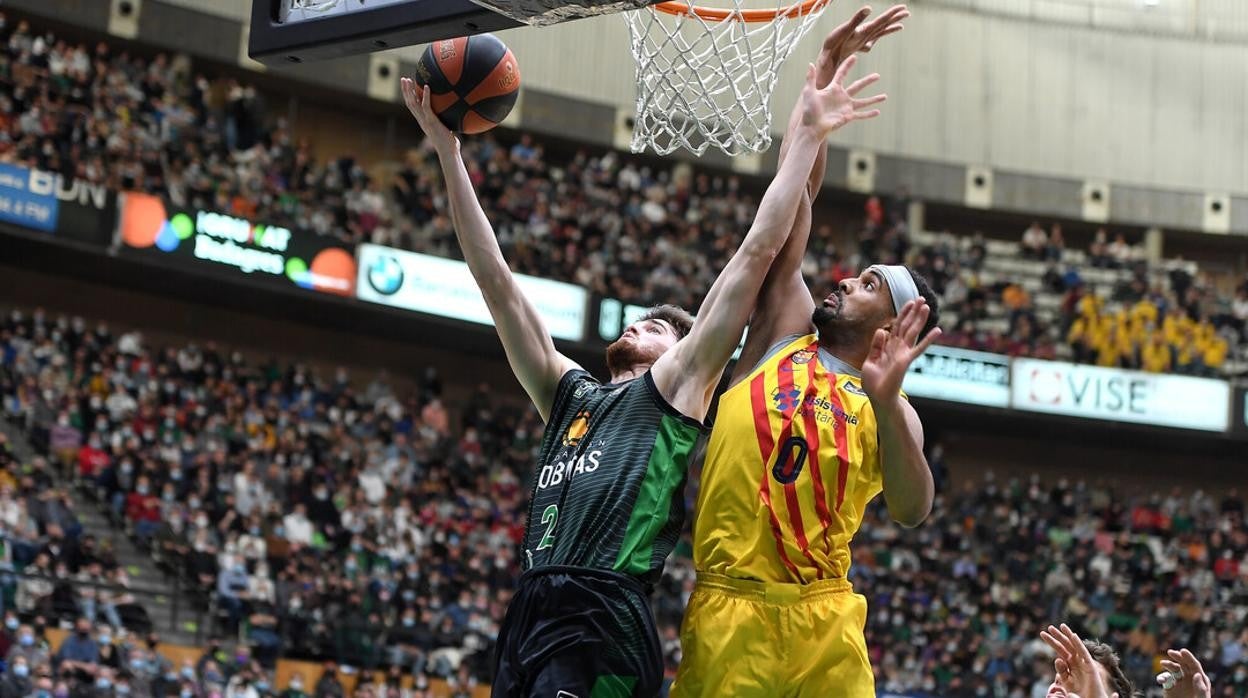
[799,55,887,136]
[815,5,909,88]
[401,77,459,156]
[1041,624,1114,698]
[860,298,940,401]
[1159,648,1212,698]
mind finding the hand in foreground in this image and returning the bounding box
[400,77,459,156]
[1041,624,1113,698]
[861,298,940,401]
[798,54,887,137]
[1159,648,1211,698]
[815,5,909,87]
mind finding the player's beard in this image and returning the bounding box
[812,291,868,347]
[605,336,661,377]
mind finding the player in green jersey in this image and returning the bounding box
[400,25,890,695]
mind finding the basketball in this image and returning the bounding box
[414,33,520,135]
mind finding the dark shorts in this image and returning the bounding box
[492,566,663,698]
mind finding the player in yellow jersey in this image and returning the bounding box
[671,7,945,697]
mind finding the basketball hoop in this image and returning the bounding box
[624,0,834,156]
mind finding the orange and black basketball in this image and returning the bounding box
[414,33,520,135]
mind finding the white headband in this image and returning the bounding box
[867,264,921,317]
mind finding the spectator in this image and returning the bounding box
[216,556,250,628]
[281,671,310,698]
[1021,221,1047,259]
[1108,232,1133,268]
[0,655,33,698]
[314,663,345,698]
[8,624,50,672]
[1090,228,1112,268]
[1045,223,1065,261]
[55,617,100,679]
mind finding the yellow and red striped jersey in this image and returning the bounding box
[692,333,886,583]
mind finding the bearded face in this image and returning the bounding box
[605,319,680,377]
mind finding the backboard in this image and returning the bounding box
[248,0,663,66]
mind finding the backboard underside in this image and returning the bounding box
[248,0,663,66]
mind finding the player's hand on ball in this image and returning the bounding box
[816,4,909,87]
[401,77,459,155]
[1159,648,1211,698]
[799,55,887,136]
[861,298,940,402]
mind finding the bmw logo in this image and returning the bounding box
[367,255,404,296]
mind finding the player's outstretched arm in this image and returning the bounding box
[402,77,580,422]
[652,58,887,421]
[864,299,940,527]
[733,5,909,384]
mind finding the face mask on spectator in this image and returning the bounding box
[13,663,28,678]
[180,691,193,698]
[95,678,110,690]
[181,667,194,680]
[20,632,34,646]
[4,617,16,630]
[115,684,130,695]
[99,632,111,644]
[289,679,302,691]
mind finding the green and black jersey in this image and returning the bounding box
[523,369,705,587]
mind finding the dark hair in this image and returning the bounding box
[907,268,940,340]
[1085,640,1136,698]
[640,304,694,340]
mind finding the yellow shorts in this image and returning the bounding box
[671,572,874,698]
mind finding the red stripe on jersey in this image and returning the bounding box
[827,377,852,511]
[749,373,775,463]
[802,360,834,570]
[750,371,801,579]
[775,354,821,575]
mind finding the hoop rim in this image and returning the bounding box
[651,0,833,23]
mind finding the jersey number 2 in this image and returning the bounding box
[536,504,559,550]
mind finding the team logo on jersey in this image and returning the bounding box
[573,382,594,399]
[791,349,816,365]
[771,386,802,413]
[843,381,867,397]
[562,411,591,446]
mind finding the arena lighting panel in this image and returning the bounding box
[249,0,664,66]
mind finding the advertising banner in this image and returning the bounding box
[1011,359,1230,432]
[357,243,588,342]
[119,192,356,297]
[0,164,59,232]
[1233,387,1248,440]
[903,345,1011,408]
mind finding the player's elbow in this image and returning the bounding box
[738,235,785,269]
[889,499,932,529]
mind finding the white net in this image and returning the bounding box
[623,0,833,156]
